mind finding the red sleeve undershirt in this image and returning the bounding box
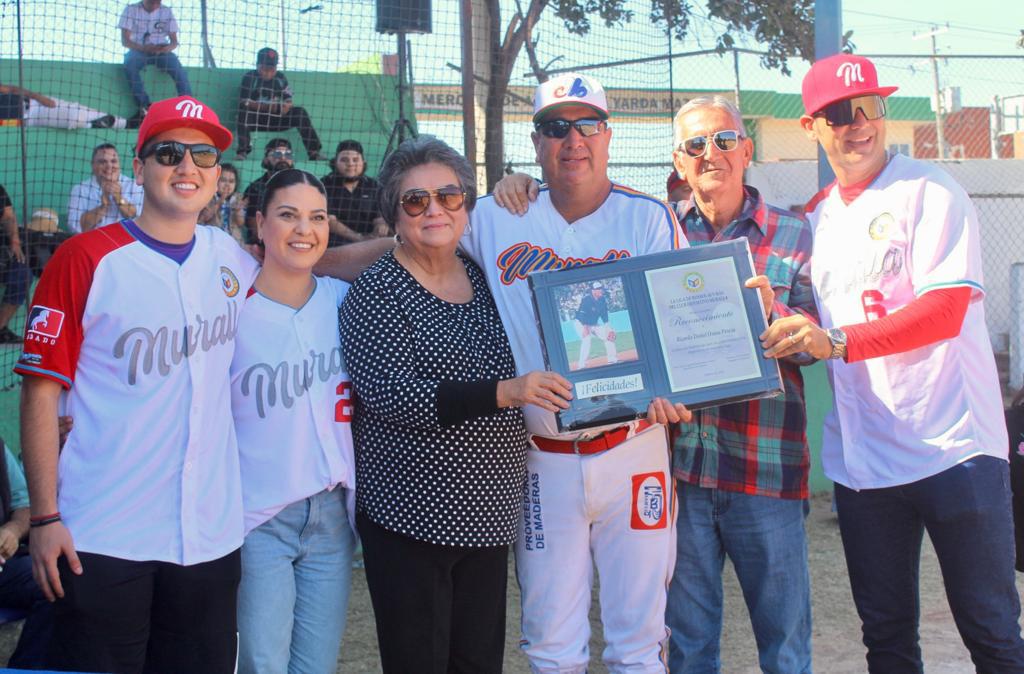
[842,286,971,363]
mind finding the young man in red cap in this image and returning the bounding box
[762,54,1024,672]
[15,95,258,672]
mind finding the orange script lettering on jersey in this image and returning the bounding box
[496,242,631,285]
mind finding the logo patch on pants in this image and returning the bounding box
[630,472,668,530]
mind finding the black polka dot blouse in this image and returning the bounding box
[339,250,527,547]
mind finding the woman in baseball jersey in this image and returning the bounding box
[230,168,357,673]
[339,136,573,673]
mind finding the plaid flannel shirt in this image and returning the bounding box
[672,186,817,499]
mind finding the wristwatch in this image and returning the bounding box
[826,327,848,360]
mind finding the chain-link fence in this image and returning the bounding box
[1,0,1023,447]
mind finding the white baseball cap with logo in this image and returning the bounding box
[533,73,609,124]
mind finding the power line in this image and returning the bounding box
[845,9,1017,37]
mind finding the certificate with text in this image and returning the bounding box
[646,257,762,392]
[529,239,783,432]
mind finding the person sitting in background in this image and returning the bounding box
[21,209,72,278]
[0,438,54,669]
[0,83,126,129]
[321,140,388,247]
[67,143,144,234]
[199,163,245,244]
[243,138,295,243]
[0,184,29,344]
[235,48,323,161]
[666,168,691,203]
[119,0,192,128]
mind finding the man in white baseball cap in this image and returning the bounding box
[463,71,689,672]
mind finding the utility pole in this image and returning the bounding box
[914,25,949,159]
[814,0,842,189]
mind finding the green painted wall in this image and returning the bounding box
[0,59,409,226]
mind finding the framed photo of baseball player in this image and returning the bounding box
[529,238,783,431]
[551,277,639,372]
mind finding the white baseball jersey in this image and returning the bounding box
[15,222,258,564]
[807,153,1007,490]
[462,185,685,439]
[231,276,356,535]
[463,184,684,671]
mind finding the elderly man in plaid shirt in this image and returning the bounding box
[666,96,817,674]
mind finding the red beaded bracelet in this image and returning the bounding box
[29,512,62,528]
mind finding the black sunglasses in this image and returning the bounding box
[813,95,886,127]
[535,118,607,139]
[140,141,222,168]
[400,186,466,217]
[677,130,744,158]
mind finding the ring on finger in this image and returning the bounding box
[788,332,797,344]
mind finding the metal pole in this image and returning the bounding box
[732,49,742,114]
[279,0,287,70]
[15,0,32,332]
[397,32,408,144]
[667,20,675,118]
[200,0,216,68]
[814,0,842,189]
[930,32,947,159]
[459,0,477,167]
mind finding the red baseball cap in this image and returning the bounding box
[666,170,687,194]
[801,54,898,116]
[135,96,233,156]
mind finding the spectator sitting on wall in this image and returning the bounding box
[0,184,30,344]
[321,140,388,247]
[242,138,295,243]
[22,208,72,278]
[119,0,192,129]
[666,168,691,203]
[199,162,245,244]
[0,83,126,129]
[235,48,323,161]
[67,143,144,234]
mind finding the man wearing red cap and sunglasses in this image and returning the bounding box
[15,95,259,671]
[762,54,1024,671]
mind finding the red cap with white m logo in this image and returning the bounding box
[136,96,233,156]
[801,54,898,116]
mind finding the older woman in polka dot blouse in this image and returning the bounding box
[339,135,573,673]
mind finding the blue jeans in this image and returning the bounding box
[667,483,812,674]
[237,488,356,674]
[0,553,53,668]
[123,49,192,108]
[836,455,1024,674]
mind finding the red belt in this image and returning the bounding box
[531,420,652,455]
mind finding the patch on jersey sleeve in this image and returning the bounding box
[25,306,65,344]
[19,353,41,366]
[220,266,240,297]
[630,472,668,530]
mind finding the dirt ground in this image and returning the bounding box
[3,492,1021,672]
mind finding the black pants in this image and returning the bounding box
[235,106,322,157]
[48,549,241,674]
[357,512,508,674]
